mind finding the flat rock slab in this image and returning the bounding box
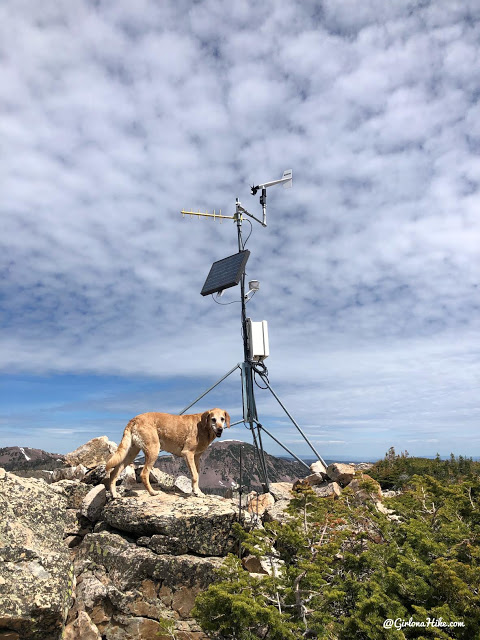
[0,470,74,640]
[101,492,238,556]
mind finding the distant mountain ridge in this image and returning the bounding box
[0,446,65,471]
[0,440,309,492]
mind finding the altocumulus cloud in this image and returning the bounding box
[1,0,480,459]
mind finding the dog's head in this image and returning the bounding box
[202,408,231,438]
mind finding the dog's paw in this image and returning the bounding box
[148,489,160,496]
[193,490,205,497]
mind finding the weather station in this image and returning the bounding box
[180,169,326,492]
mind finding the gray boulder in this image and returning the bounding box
[310,460,327,476]
[174,474,193,495]
[303,472,326,487]
[65,436,117,468]
[81,485,107,523]
[325,463,355,486]
[268,482,293,501]
[313,481,342,498]
[0,469,74,639]
[135,466,176,491]
[52,464,88,482]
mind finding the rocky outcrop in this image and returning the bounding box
[63,488,243,638]
[0,469,74,640]
[0,457,238,639]
[81,485,108,523]
[1,442,384,639]
[292,460,385,506]
[71,530,220,638]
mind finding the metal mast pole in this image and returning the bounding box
[235,201,270,491]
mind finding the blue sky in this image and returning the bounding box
[2,0,480,461]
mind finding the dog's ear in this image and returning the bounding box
[224,411,231,428]
[201,410,211,428]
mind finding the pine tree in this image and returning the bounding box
[193,471,480,639]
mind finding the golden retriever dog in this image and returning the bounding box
[106,408,230,498]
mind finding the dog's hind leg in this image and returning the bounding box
[140,439,160,496]
[108,445,140,498]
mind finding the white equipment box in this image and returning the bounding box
[246,319,269,361]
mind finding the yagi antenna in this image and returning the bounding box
[181,169,292,228]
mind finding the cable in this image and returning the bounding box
[253,360,269,379]
[254,371,269,390]
[252,361,270,389]
[241,218,253,249]
[211,293,239,305]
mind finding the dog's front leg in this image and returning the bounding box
[184,451,204,497]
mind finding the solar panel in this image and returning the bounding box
[200,250,250,296]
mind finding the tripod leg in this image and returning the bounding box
[179,364,241,415]
[258,373,327,467]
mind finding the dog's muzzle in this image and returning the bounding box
[214,427,223,437]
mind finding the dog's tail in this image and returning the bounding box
[105,418,136,473]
